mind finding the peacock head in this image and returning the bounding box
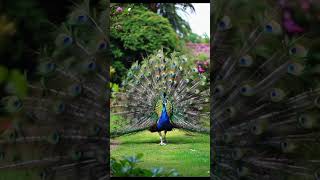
[161,92,167,105]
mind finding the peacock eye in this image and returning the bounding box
[182,57,187,62]
[252,125,257,131]
[75,86,80,92]
[270,88,285,102]
[217,16,232,31]
[63,36,72,45]
[240,58,246,64]
[282,141,287,148]
[192,68,198,73]
[214,85,224,96]
[299,116,305,124]
[218,21,226,29]
[264,20,281,34]
[77,15,88,23]
[287,63,304,76]
[288,64,295,71]
[46,62,56,71]
[239,84,254,96]
[290,47,297,54]
[3,96,23,113]
[298,114,315,129]
[289,44,307,57]
[265,24,273,32]
[14,100,21,108]
[69,84,82,97]
[238,55,253,67]
[241,87,247,93]
[280,140,296,153]
[87,62,96,70]
[98,41,107,50]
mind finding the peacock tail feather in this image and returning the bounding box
[212,0,320,179]
[111,49,210,137]
[0,0,109,179]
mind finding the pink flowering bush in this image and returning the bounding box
[186,42,210,57]
[186,42,210,74]
[116,7,123,13]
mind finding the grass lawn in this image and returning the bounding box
[111,129,210,177]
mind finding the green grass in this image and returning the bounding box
[111,129,210,177]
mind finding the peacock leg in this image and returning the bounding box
[158,131,166,145]
[158,131,163,145]
[163,130,167,144]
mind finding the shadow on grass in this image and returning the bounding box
[119,135,209,145]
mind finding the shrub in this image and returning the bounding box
[111,154,179,177]
[111,5,181,54]
[111,60,127,85]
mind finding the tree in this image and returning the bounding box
[146,3,195,39]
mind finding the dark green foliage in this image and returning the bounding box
[111,60,127,85]
[186,32,210,43]
[110,5,182,67]
[111,154,179,177]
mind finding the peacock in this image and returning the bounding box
[211,0,320,179]
[111,49,210,145]
[0,0,109,179]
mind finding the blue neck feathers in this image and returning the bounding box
[157,103,171,130]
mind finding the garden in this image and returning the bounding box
[109,3,210,177]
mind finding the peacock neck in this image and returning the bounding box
[156,103,171,130]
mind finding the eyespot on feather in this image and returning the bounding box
[217,16,232,31]
[287,62,304,76]
[289,44,308,58]
[55,34,73,47]
[264,20,282,35]
[238,55,253,67]
[270,88,286,102]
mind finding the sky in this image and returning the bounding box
[178,3,210,37]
